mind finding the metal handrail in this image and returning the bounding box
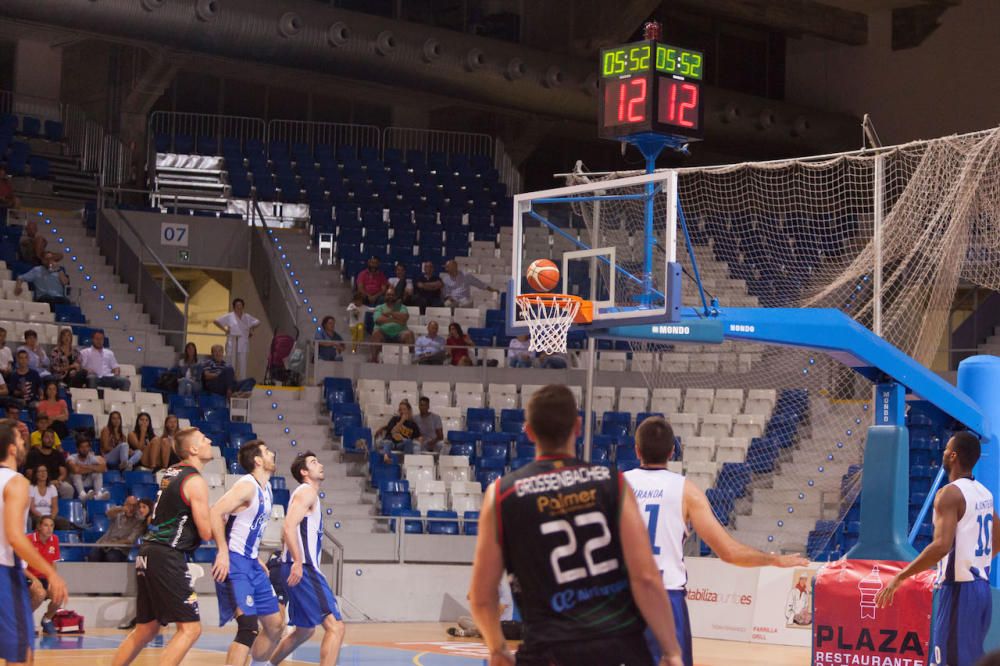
[322,528,346,596]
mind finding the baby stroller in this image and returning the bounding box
[264,327,300,386]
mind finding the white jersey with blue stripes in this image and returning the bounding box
[283,484,323,568]
[624,466,688,590]
[937,477,994,584]
[0,468,24,568]
[226,475,273,559]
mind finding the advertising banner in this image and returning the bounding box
[685,557,758,642]
[750,564,822,647]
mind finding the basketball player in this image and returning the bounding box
[210,440,284,666]
[0,418,68,665]
[625,417,808,665]
[267,451,346,666]
[876,432,998,666]
[469,384,684,666]
[112,428,214,666]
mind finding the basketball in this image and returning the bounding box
[526,259,560,292]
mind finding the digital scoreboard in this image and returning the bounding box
[598,39,705,142]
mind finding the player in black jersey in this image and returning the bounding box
[469,384,684,666]
[112,428,214,666]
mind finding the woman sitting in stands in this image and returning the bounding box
[49,327,87,388]
[100,410,142,471]
[446,323,475,367]
[174,342,203,396]
[373,400,422,464]
[35,381,69,439]
[315,316,345,362]
[126,412,154,468]
[141,413,179,471]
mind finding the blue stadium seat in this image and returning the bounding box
[87,499,110,517]
[124,471,155,487]
[102,470,124,486]
[272,488,290,511]
[60,544,88,562]
[131,483,159,501]
[342,426,372,453]
[393,508,423,534]
[427,510,459,535]
[192,547,217,563]
[55,529,80,543]
[463,511,479,535]
[68,414,95,432]
[106,483,127,505]
[466,408,496,433]
[44,120,63,141]
[58,500,85,526]
[89,515,110,533]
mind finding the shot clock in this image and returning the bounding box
[598,39,704,141]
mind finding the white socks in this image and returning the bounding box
[250,661,273,666]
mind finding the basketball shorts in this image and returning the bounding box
[135,543,200,625]
[268,560,288,606]
[930,578,992,666]
[0,563,34,662]
[283,562,342,628]
[516,631,654,666]
[645,588,693,666]
[216,552,280,625]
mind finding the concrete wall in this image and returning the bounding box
[14,39,61,102]
[786,0,1000,144]
[114,211,250,271]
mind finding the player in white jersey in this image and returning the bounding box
[210,440,283,666]
[0,418,67,665]
[625,416,807,666]
[877,432,999,666]
[268,451,345,666]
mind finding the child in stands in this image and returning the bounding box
[347,293,365,354]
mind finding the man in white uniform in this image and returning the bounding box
[624,416,807,666]
[215,298,260,379]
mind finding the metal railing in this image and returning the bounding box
[148,111,267,156]
[100,134,133,188]
[322,528,346,595]
[383,126,493,160]
[248,197,302,336]
[494,137,522,194]
[268,120,381,155]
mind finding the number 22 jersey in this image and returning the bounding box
[496,456,644,647]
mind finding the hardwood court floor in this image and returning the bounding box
[34,624,810,665]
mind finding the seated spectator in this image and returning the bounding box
[86,495,148,563]
[356,256,388,306]
[414,321,447,365]
[18,329,50,377]
[27,516,62,635]
[538,350,569,370]
[441,259,497,308]
[10,349,41,407]
[0,165,17,229]
[26,429,72,497]
[414,396,444,452]
[30,414,62,449]
[369,290,415,362]
[15,252,70,305]
[28,465,75,529]
[347,293,365,354]
[18,219,46,265]
[80,331,130,390]
[127,412,154,465]
[49,327,87,388]
[0,326,13,378]
[101,410,141,471]
[508,334,535,368]
[36,381,69,438]
[388,263,413,304]
[5,403,28,442]
[202,344,236,398]
[142,414,180,471]
[373,400,421,464]
[446,323,475,367]
[175,342,203,397]
[316,316,345,362]
[0,371,7,402]
[67,436,107,499]
[413,261,444,312]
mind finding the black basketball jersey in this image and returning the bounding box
[143,463,202,553]
[496,456,644,648]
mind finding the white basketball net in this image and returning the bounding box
[516,295,581,355]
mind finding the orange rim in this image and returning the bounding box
[516,293,594,324]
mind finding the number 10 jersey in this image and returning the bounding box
[496,456,644,648]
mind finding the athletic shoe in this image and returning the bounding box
[117,618,136,631]
[41,620,57,635]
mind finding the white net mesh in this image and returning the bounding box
[517,295,581,354]
[557,128,1000,557]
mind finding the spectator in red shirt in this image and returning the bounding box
[356,256,388,306]
[27,515,63,635]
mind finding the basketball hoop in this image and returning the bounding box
[516,294,592,355]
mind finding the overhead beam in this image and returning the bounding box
[670,0,868,45]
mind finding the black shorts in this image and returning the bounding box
[516,632,654,666]
[135,543,200,625]
[268,563,288,606]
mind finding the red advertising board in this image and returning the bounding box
[813,559,935,666]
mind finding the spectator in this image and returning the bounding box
[142,414,180,471]
[18,329,50,377]
[27,516,62,635]
[356,256,388,306]
[5,403,28,442]
[28,465,75,529]
[214,297,260,379]
[36,381,69,438]
[86,495,147,563]
[414,396,444,452]
[67,436,107,500]
[414,320,447,365]
[101,410,141,471]
[127,412,154,466]
[0,326,13,377]
[316,315,345,362]
[26,428,72,495]
[0,165,17,229]
[346,293,365,354]
[446,323,475,367]
[0,370,7,402]
[175,342,203,397]
[508,334,535,368]
[369,289,415,362]
[15,251,70,305]
[441,259,497,308]
[203,343,237,398]
[9,349,42,406]
[373,400,421,464]
[413,261,444,312]
[387,263,414,304]
[538,350,568,370]
[80,331,130,390]
[29,414,62,449]
[49,327,87,388]
[18,218,46,265]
